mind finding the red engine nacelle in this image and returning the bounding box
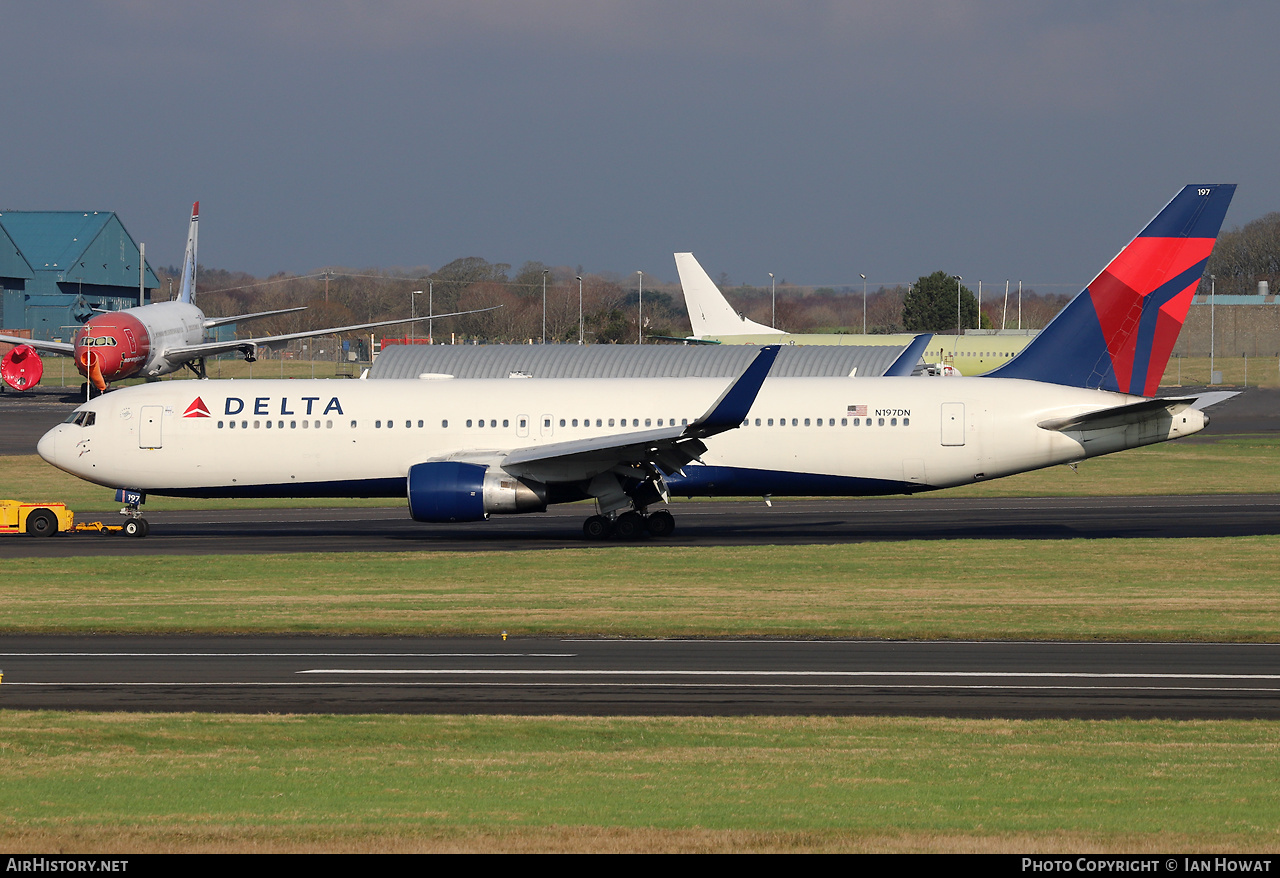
[1,344,43,391]
[74,313,151,390]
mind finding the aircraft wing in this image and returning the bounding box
[498,344,780,484]
[203,307,308,329]
[160,307,500,362]
[0,334,74,356]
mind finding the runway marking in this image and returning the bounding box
[297,669,1280,680]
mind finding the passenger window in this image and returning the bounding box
[767,418,774,426]
[442,420,449,428]
[503,420,509,428]
[804,418,810,426]
[903,417,910,426]
[891,417,898,426]
[467,420,473,427]
[878,418,884,426]
[254,420,260,429]
[351,421,357,428]
[791,418,797,426]
[645,418,651,427]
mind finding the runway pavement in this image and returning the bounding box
[2,635,1278,719]
[2,494,1279,557]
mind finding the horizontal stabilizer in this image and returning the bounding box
[1038,397,1196,432]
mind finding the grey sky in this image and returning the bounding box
[4,2,1277,292]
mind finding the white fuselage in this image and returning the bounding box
[124,301,208,377]
[38,375,1206,502]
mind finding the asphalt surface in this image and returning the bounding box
[2,495,1280,558]
[3,635,1278,719]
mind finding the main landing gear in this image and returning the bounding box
[582,508,675,541]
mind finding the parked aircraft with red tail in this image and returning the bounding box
[1,203,466,394]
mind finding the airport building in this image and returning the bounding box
[0,211,158,343]
[368,340,917,379]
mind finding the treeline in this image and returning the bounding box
[1205,212,1280,296]
[152,259,1085,345]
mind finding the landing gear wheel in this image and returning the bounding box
[582,515,611,540]
[613,511,645,540]
[25,508,58,537]
[645,510,675,538]
[124,518,149,538]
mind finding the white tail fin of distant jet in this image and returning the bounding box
[675,252,785,338]
[177,202,199,304]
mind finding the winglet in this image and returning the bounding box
[884,333,934,377]
[177,201,199,304]
[675,253,786,338]
[687,344,780,437]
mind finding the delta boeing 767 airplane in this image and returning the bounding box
[37,185,1235,539]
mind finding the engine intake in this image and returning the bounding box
[407,461,547,522]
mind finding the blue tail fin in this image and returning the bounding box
[986,185,1235,395]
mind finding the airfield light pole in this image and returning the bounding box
[637,270,643,344]
[576,276,584,345]
[769,273,775,327]
[428,280,433,344]
[542,269,549,344]
[411,290,422,343]
[860,274,867,334]
[954,275,963,337]
[1210,274,1216,383]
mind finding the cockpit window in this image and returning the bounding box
[65,411,96,427]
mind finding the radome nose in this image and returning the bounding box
[37,426,58,467]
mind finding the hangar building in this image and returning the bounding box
[0,210,159,343]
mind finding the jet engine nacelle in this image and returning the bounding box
[407,461,547,522]
[1,344,43,391]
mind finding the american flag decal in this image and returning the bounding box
[848,405,867,417]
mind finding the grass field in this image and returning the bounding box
[3,539,1280,640]
[2,713,1277,853]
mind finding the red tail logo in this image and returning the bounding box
[184,397,210,418]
